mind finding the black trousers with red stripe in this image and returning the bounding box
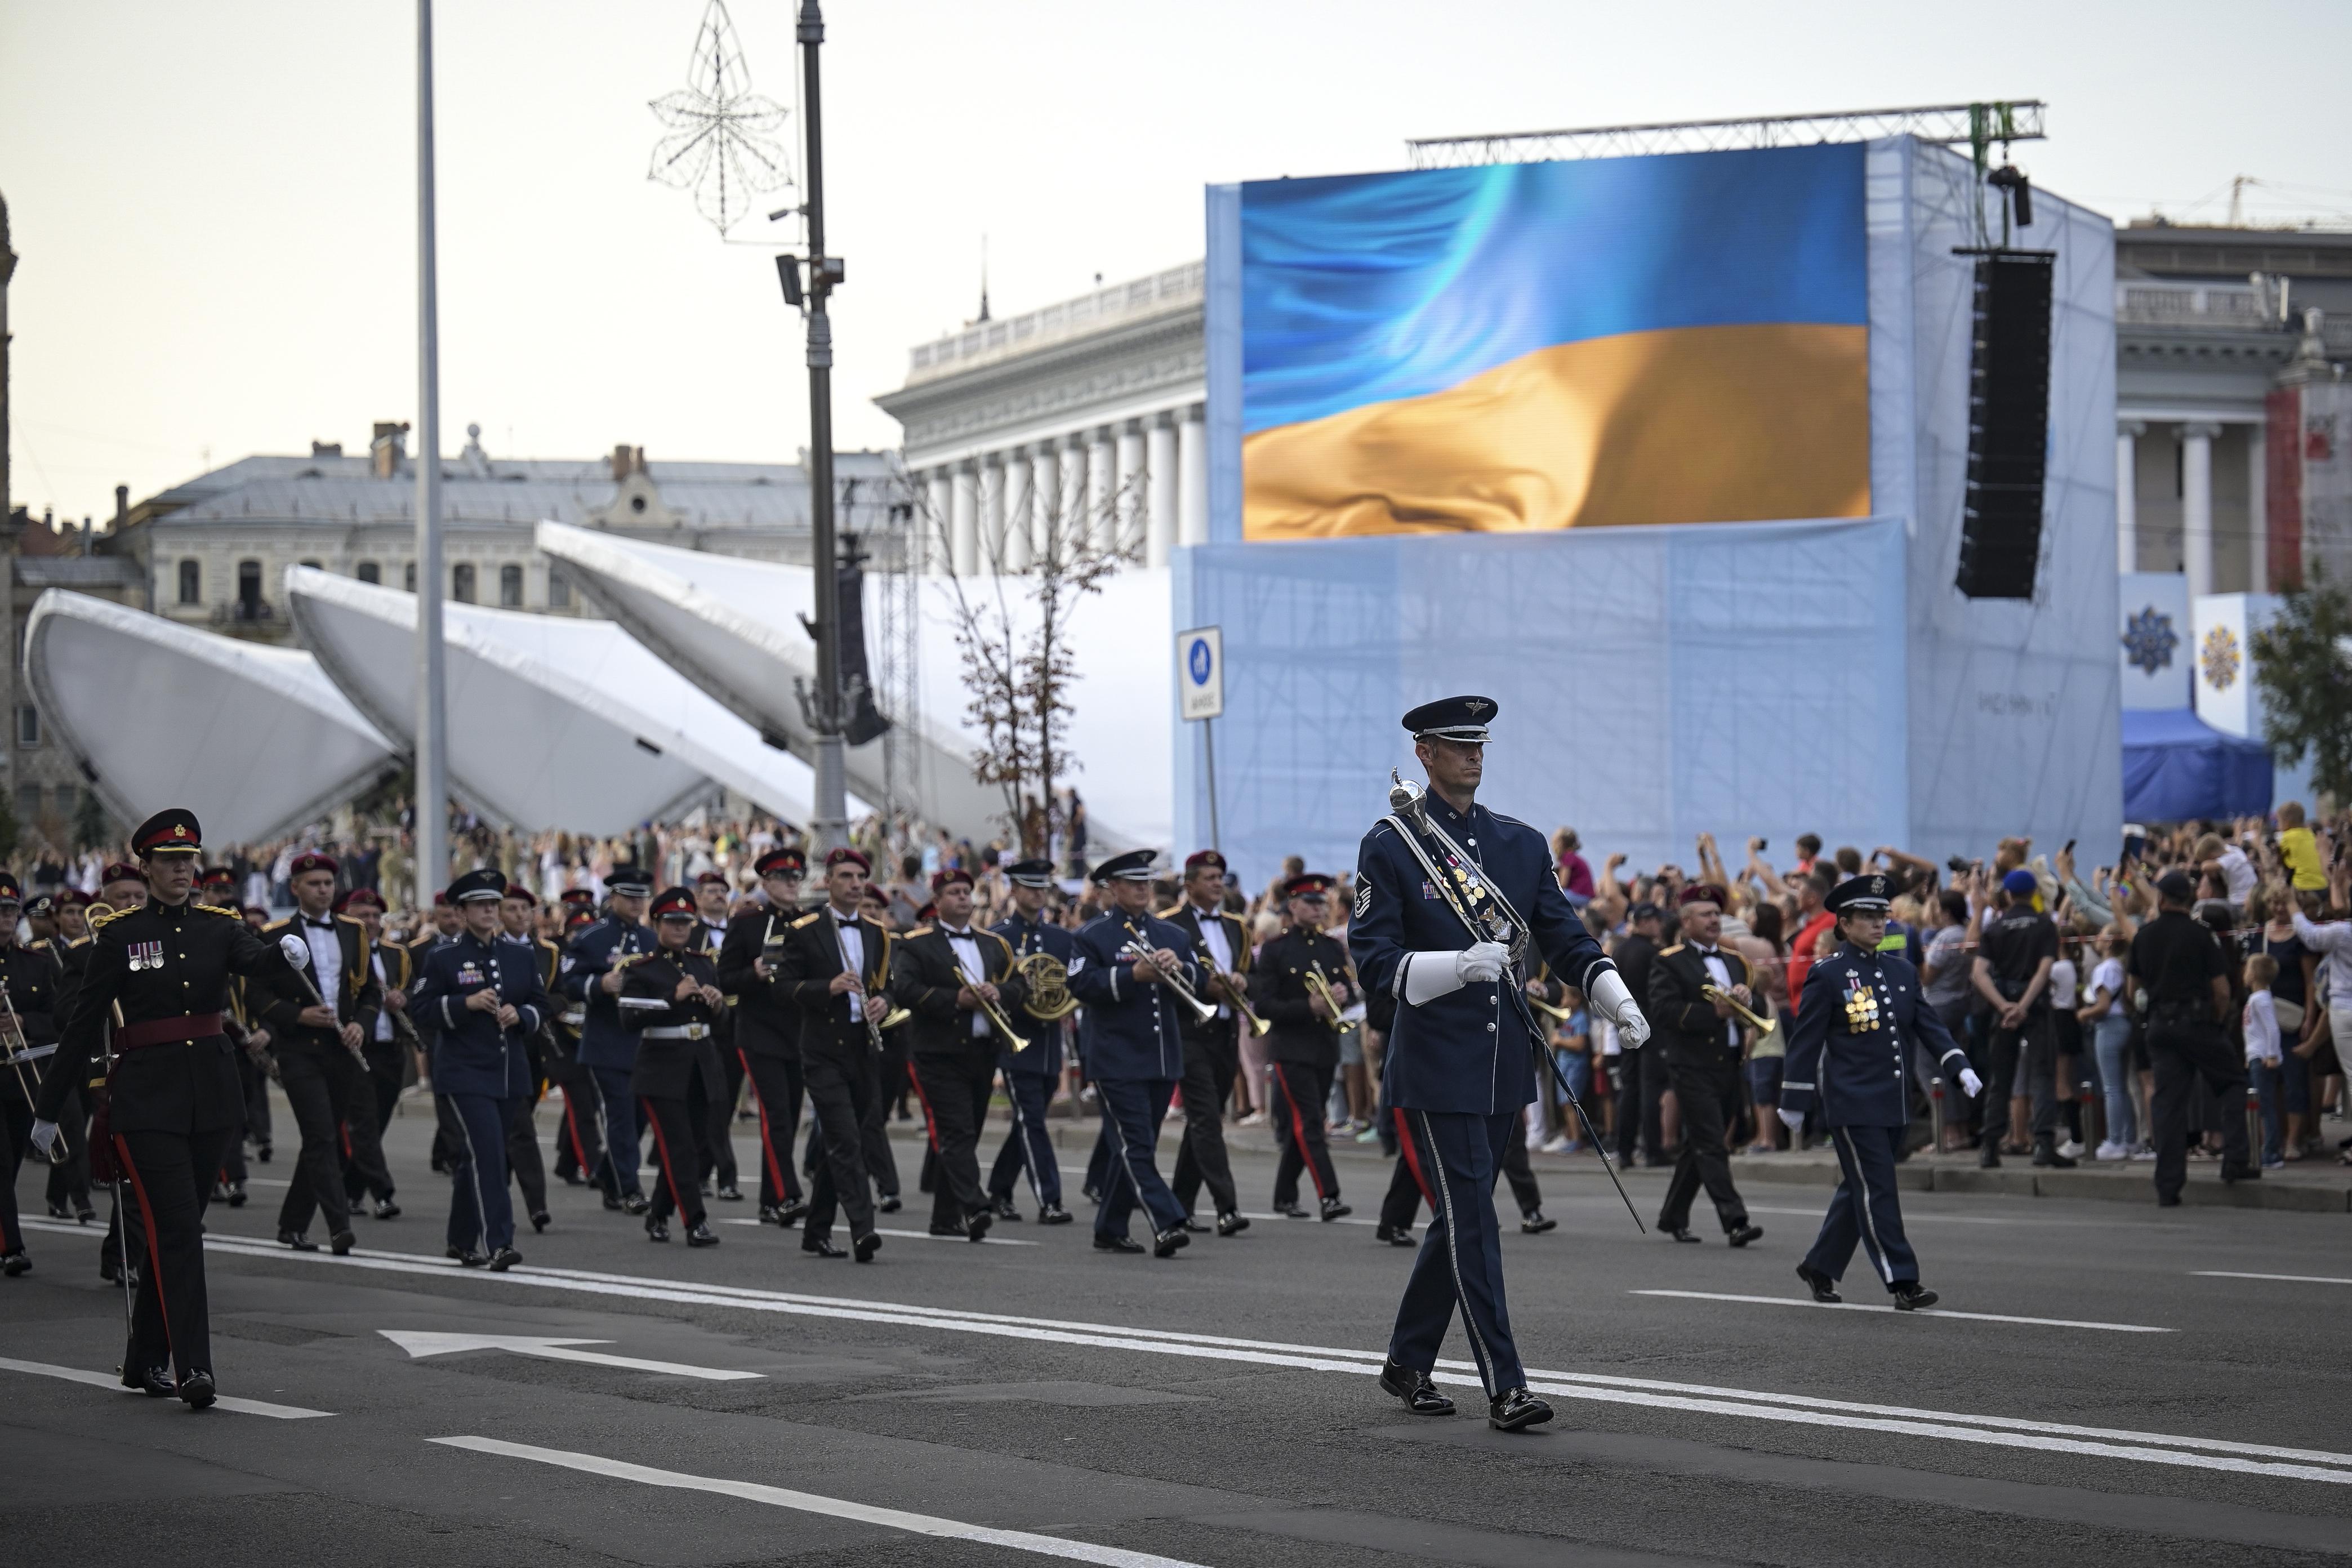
[639,1093,708,1227]
[1269,1060,1339,1207]
[738,1050,805,1209]
[547,1055,604,1182]
[911,1050,994,1230]
[115,1126,233,1380]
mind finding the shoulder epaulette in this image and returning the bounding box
[1155,905,1184,920]
[907,925,934,938]
[91,905,135,930]
[985,929,1016,957]
[790,910,823,929]
[69,934,93,948]
[335,913,366,927]
[264,917,293,934]
[195,902,242,918]
[1660,943,1686,957]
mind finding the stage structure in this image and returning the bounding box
[24,589,399,844]
[284,567,852,835]
[535,521,1169,854]
[1190,135,2119,874]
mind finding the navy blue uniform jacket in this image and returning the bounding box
[991,912,1071,1079]
[412,930,549,1099]
[561,915,655,1072]
[1067,910,1196,1082]
[1781,942,1967,1128]
[1351,794,1615,1115]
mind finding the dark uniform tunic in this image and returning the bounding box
[411,930,549,1257]
[1161,900,1248,1222]
[716,900,809,1217]
[19,936,91,1218]
[986,911,1071,1213]
[620,946,727,1231]
[2127,909,2250,1198]
[1646,940,1758,1237]
[1250,923,1356,1212]
[1067,909,1197,1244]
[37,898,291,1383]
[1783,941,1967,1288]
[0,939,68,1260]
[255,912,382,1242]
[890,921,1023,1235]
[561,914,656,1203]
[774,906,897,1249]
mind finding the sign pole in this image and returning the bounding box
[1177,626,1226,858]
[1204,716,1220,854]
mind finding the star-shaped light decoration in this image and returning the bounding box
[647,0,792,235]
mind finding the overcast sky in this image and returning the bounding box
[5,0,2348,528]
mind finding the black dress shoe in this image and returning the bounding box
[1378,1358,1455,1415]
[1216,1211,1250,1237]
[1081,1184,1102,1206]
[279,1230,318,1253]
[177,1370,217,1410]
[802,1234,847,1258]
[1891,1282,1940,1311]
[224,1184,246,1210]
[1181,1215,1211,1233]
[716,1184,744,1202]
[853,1232,882,1263]
[77,1204,97,1224]
[928,1221,965,1237]
[560,1170,588,1187]
[1,1250,29,1277]
[759,1205,783,1225]
[99,1256,122,1285]
[2220,1164,2261,1184]
[1093,1233,1145,1254]
[488,1246,524,1272]
[990,1195,1022,1221]
[1726,1223,1763,1248]
[1152,1224,1191,1258]
[373,1199,401,1220]
[448,1246,489,1267]
[1520,1210,1558,1235]
[1794,1262,1841,1303]
[255,1143,271,1164]
[964,1211,993,1243]
[877,1195,902,1214]
[686,1223,721,1248]
[777,1197,810,1227]
[48,1201,70,1219]
[1978,1141,2002,1169]
[2157,1193,2183,1208]
[1663,1227,1700,1244]
[330,1231,355,1257]
[1319,1198,1352,1222]
[1036,1204,1073,1225]
[645,1217,671,1243]
[134,1365,176,1397]
[602,1193,624,1211]
[531,1211,551,1233]
[1489,1387,1553,1432]
[2030,1138,2075,1169]
[1375,1223,1416,1247]
[1271,1200,1308,1219]
[622,1193,651,1216]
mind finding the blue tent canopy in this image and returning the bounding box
[2121,707,2273,823]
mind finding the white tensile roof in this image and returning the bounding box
[282,567,861,835]
[534,522,1170,852]
[24,589,398,845]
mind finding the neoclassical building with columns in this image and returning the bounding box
[875,262,1206,573]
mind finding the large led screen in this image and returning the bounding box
[1239,144,1870,538]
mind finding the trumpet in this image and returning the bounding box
[1118,937,1218,1026]
[1014,952,1081,1021]
[1302,962,1353,1034]
[1701,983,1774,1034]
[969,981,1032,1053]
[1196,948,1269,1037]
[1524,988,1574,1026]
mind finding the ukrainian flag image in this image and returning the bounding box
[1240,143,1869,538]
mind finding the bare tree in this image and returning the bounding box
[904,457,1140,859]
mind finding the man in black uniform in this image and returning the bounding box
[1252,872,1358,1220]
[716,848,812,1226]
[622,887,727,1246]
[892,867,1024,1242]
[1645,884,1763,1246]
[496,883,555,1232]
[692,870,745,1202]
[1,872,68,1274]
[331,884,403,1222]
[1971,868,2069,1169]
[1161,850,1250,1236]
[257,852,382,1253]
[2128,870,2253,1203]
[30,809,296,1407]
[546,894,604,1188]
[774,847,893,1262]
[1609,902,1667,1167]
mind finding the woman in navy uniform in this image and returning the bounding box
[30,809,296,1408]
[1067,849,1198,1259]
[623,887,727,1248]
[1350,697,1651,1432]
[986,860,1073,1223]
[411,868,550,1271]
[1781,873,1981,1309]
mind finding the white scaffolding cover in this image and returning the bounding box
[535,522,1170,852]
[24,589,398,844]
[283,567,858,835]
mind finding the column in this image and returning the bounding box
[1003,447,1032,573]
[2247,418,2268,594]
[924,469,952,574]
[1147,412,1178,568]
[1177,403,1208,553]
[950,463,979,577]
[1116,420,1146,557]
[981,453,1008,572]
[2182,421,2217,600]
[1031,442,1061,564]
[2115,421,2142,576]
[1088,425,1116,555]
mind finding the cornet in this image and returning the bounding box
[1302,962,1352,1034]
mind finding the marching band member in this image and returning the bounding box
[773,848,894,1262]
[1646,884,1764,1247]
[496,883,556,1232]
[716,847,813,1226]
[563,867,657,1215]
[1251,872,1357,1222]
[986,859,1073,1223]
[622,887,728,1247]
[257,852,382,1254]
[691,870,743,1203]
[0,871,66,1275]
[892,868,1025,1242]
[1161,850,1250,1236]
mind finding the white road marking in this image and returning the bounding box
[1630,1289,2172,1333]
[133,1228,2352,1484]
[710,1218,1039,1246]
[0,1355,333,1418]
[380,1330,761,1380]
[431,1435,1210,1567]
[2194,1270,2352,1287]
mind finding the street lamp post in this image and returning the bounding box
[793,0,848,854]
[413,0,448,905]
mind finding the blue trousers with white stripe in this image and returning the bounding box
[1094,1077,1185,1242]
[1388,1110,1525,1397]
[987,1071,1062,1209]
[1803,1122,1918,1288]
[438,1092,519,1254]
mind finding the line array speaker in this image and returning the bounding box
[1954,251,2054,600]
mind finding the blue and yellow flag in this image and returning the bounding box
[1240,144,1869,538]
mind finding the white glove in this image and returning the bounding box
[1401,951,1466,1005]
[1958,1067,1984,1098]
[1588,969,1649,1049]
[1455,942,1509,984]
[29,1119,61,1158]
[1778,1107,1805,1133]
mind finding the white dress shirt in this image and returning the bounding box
[1191,903,1233,1017]
[832,910,865,1022]
[302,915,342,1018]
[1693,945,1736,1050]
[941,924,988,1036]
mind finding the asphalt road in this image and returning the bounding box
[6,1099,2351,1568]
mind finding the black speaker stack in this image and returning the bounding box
[1953,250,2055,600]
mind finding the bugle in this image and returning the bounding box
[1118,937,1218,1025]
[1701,983,1774,1034]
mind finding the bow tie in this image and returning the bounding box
[834,915,859,926]
[941,925,973,938]
[306,919,334,931]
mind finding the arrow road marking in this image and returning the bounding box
[1630,1289,2173,1333]
[0,1355,333,1418]
[380,1330,762,1381]
[431,1436,1209,1567]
